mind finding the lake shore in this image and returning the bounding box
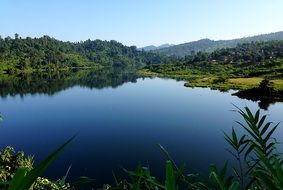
[139,69,283,91]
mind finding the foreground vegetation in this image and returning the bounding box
[0,107,282,189]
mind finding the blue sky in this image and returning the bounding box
[1,0,283,47]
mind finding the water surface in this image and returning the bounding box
[0,71,282,186]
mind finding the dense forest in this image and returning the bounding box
[145,40,283,77]
[0,34,171,74]
[2,33,283,95]
[152,31,283,57]
[142,40,283,96]
[184,40,283,66]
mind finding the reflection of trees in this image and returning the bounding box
[0,67,138,98]
[232,79,283,110]
[258,100,277,110]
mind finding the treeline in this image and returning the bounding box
[0,34,171,73]
[183,41,283,65]
[153,31,283,57]
[144,40,283,80]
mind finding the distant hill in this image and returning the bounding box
[152,31,283,57]
[139,43,174,51]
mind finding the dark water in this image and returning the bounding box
[0,70,282,186]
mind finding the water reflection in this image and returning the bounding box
[0,75,282,185]
[0,67,139,98]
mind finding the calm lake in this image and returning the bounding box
[0,70,282,186]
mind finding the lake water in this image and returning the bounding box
[0,72,283,186]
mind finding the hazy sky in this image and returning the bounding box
[1,0,283,47]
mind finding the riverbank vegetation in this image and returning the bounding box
[141,41,283,104]
[2,34,283,96]
[0,107,282,190]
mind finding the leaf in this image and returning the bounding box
[158,144,178,170]
[274,158,283,183]
[245,107,254,122]
[254,110,260,124]
[6,167,29,190]
[244,143,255,158]
[220,162,229,180]
[260,122,272,136]
[165,160,176,190]
[228,182,239,190]
[264,123,279,143]
[236,121,261,143]
[224,132,238,150]
[232,128,238,146]
[254,171,277,189]
[58,165,72,186]
[210,171,226,190]
[8,135,75,190]
[239,140,249,154]
[258,115,267,129]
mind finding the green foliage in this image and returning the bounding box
[165,161,176,190]
[0,34,170,73]
[8,136,74,190]
[0,137,75,190]
[123,164,164,190]
[0,146,33,182]
[144,40,283,80]
[221,106,283,190]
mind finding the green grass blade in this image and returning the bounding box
[228,182,239,190]
[254,110,260,124]
[260,122,272,136]
[70,176,95,186]
[8,135,75,190]
[264,124,279,143]
[7,167,29,190]
[258,115,267,129]
[165,160,176,190]
[210,171,226,190]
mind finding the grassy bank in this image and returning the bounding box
[184,77,283,91]
[140,68,283,91]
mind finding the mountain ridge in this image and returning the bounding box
[139,43,174,51]
[148,31,283,57]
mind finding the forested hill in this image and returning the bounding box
[143,40,283,82]
[152,31,283,57]
[183,40,283,65]
[0,34,169,73]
